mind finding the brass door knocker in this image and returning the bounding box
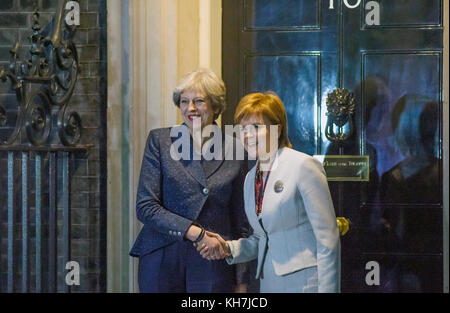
[325,88,356,144]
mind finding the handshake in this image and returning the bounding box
[193,231,232,261]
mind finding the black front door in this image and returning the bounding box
[223,0,444,292]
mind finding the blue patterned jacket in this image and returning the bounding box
[130,124,250,261]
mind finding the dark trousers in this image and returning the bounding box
[138,240,235,293]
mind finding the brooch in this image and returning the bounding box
[274,180,284,193]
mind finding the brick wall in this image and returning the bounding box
[0,0,107,292]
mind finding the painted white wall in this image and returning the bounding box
[107,0,222,293]
[106,0,126,293]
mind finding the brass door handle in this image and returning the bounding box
[336,217,350,236]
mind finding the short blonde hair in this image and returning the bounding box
[234,91,292,149]
[173,68,226,120]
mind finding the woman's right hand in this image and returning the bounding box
[206,231,231,256]
[195,231,231,260]
[184,224,203,242]
[186,225,225,259]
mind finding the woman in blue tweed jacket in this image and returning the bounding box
[130,69,250,293]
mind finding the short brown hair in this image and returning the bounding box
[234,91,292,149]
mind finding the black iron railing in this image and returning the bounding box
[0,1,90,293]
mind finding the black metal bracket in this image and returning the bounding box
[0,1,82,149]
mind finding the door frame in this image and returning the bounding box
[443,0,449,294]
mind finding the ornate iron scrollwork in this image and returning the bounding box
[25,91,52,146]
[0,105,6,127]
[58,108,82,146]
[0,1,81,147]
[325,88,356,144]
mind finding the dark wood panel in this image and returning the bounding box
[342,254,443,292]
[359,204,443,255]
[361,52,442,182]
[361,0,442,29]
[244,54,320,155]
[244,0,321,30]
